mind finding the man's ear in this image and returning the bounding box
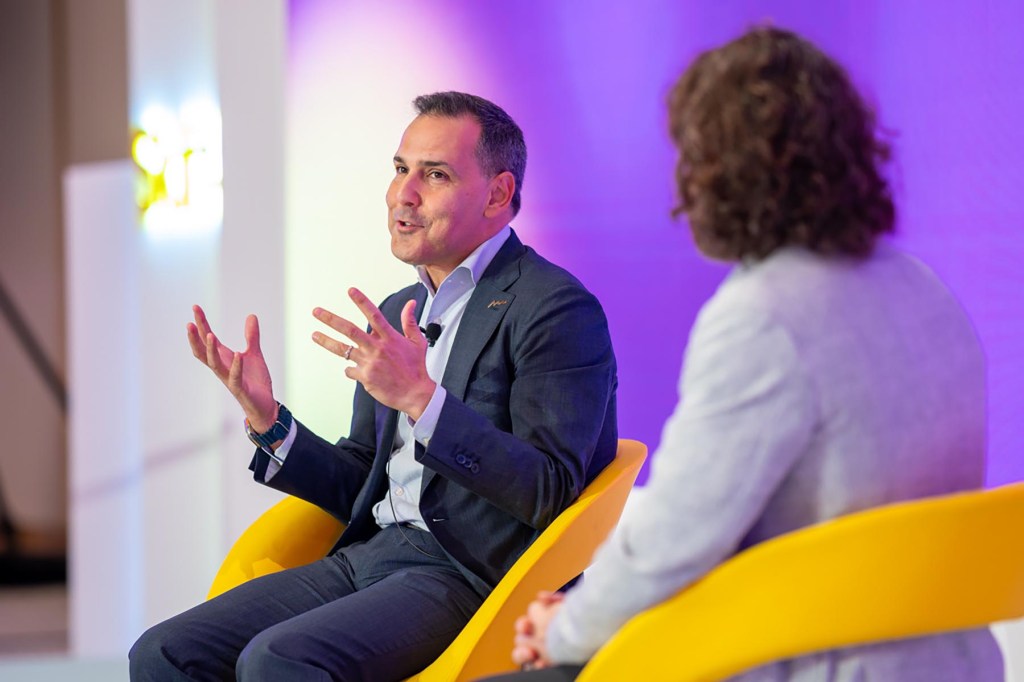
[484,171,515,217]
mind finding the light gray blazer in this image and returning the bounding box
[548,243,1003,680]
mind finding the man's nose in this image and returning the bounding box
[393,175,421,206]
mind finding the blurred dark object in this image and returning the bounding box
[0,276,68,584]
[0,477,67,584]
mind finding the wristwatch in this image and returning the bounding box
[245,402,293,456]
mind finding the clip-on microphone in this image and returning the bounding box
[420,322,443,347]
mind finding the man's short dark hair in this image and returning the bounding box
[414,91,527,216]
[669,27,895,260]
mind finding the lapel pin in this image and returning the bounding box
[487,299,509,309]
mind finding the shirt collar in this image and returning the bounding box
[415,225,512,295]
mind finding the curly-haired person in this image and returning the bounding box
[485,26,1003,682]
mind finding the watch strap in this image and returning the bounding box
[246,402,293,455]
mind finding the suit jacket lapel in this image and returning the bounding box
[440,232,524,401]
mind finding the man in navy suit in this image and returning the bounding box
[129,91,618,681]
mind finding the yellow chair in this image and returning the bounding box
[207,494,346,599]
[208,439,648,680]
[574,481,1024,682]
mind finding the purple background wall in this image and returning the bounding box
[289,0,1023,486]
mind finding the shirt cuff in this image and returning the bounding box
[262,419,298,481]
[411,384,447,446]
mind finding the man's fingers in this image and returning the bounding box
[193,305,231,377]
[227,352,243,395]
[205,332,230,378]
[311,329,359,360]
[244,314,262,356]
[186,323,206,360]
[400,300,425,345]
[313,307,372,348]
[192,304,213,338]
[348,288,393,338]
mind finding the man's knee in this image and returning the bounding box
[236,629,338,682]
[129,616,233,682]
[234,631,272,680]
[129,620,184,681]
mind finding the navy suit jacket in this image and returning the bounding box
[251,231,618,593]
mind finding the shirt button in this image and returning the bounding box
[394,487,404,497]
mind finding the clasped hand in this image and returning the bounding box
[512,591,564,670]
[311,287,436,420]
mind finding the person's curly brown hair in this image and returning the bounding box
[669,27,895,261]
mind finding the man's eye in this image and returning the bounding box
[395,166,408,174]
[428,170,448,180]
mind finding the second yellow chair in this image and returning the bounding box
[575,481,1024,682]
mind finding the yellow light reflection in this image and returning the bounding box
[131,100,223,234]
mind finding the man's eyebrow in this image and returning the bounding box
[393,155,454,171]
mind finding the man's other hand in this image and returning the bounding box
[311,288,436,420]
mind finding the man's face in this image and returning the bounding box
[386,114,494,284]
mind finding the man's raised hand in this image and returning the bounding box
[311,288,436,420]
[186,305,279,432]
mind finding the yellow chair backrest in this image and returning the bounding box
[207,440,647,681]
[576,481,1024,682]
